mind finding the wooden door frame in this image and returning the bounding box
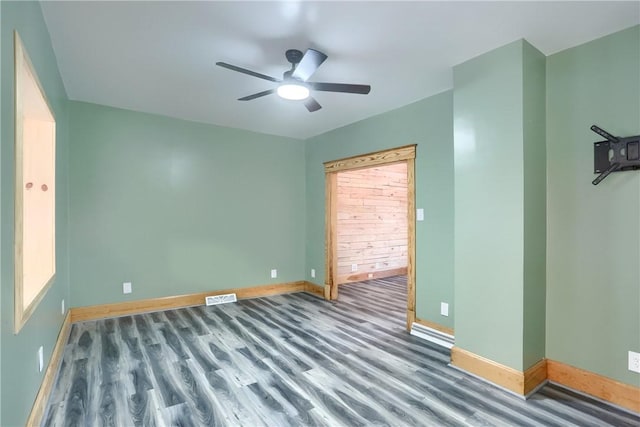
[324,144,416,331]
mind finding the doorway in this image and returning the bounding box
[324,145,416,330]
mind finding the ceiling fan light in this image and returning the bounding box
[277,83,309,100]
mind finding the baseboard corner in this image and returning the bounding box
[450,347,547,396]
[524,358,548,396]
[304,281,325,297]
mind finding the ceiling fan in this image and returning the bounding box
[216,48,371,112]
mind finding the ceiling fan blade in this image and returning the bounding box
[292,49,327,82]
[238,89,275,101]
[216,62,280,83]
[309,82,371,94]
[304,97,322,112]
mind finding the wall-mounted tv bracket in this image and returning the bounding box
[591,125,640,185]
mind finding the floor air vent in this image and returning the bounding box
[410,322,454,349]
[205,293,237,306]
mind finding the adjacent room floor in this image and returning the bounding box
[43,276,639,426]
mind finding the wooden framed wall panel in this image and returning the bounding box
[336,163,408,284]
[14,31,57,333]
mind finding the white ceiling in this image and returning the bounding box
[41,1,639,139]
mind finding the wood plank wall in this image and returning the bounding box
[336,163,408,284]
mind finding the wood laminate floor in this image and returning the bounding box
[43,276,639,426]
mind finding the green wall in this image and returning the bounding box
[0,2,70,426]
[0,9,3,424]
[305,92,455,329]
[453,41,527,370]
[0,8,3,425]
[546,25,640,387]
[522,41,547,369]
[453,39,547,371]
[68,102,306,307]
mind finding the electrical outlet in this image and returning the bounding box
[629,351,640,373]
[440,302,449,317]
[38,346,44,372]
[375,262,381,269]
[123,282,132,294]
[271,269,277,279]
[61,299,65,315]
[311,269,316,278]
[351,264,358,272]
[368,273,373,279]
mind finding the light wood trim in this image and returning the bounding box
[26,311,71,427]
[414,317,454,336]
[524,359,548,395]
[323,284,331,300]
[14,31,26,333]
[304,281,325,297]
[14,31,57,333]
[451,346,523,394]
[406,310,416,331]
[15,276,56,334]
[337,267,408,285]
[324,144,417,328]
[547,359,640,413]
[70,281,306,323]
[13,31,56,119]
[325,172,338,300]
[451,347,547,395]
[324,144,417,173]
[406,157,416,331]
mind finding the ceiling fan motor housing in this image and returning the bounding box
[285,49,304,64]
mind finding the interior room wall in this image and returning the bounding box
[0,2,71,426]
[305,92,455,330]
[68,101,306,307]
[546,24,640,387]
[336,163,408,283]
[522,41,547,370]
[453,40,529,371]
[453,38,547,373]
[0,9,3,424]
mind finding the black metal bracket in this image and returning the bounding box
[592,125,640,185]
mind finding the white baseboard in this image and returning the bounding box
[410,322,455,349]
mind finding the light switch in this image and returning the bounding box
[440,302,449,317]
[417,208,424,221]
[38,346,44,372]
